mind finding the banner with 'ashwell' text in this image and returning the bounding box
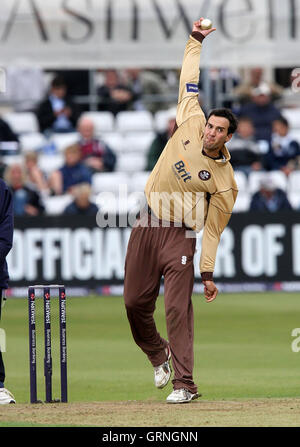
[0,0,300,68]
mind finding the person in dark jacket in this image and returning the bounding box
[36,76,79,134]
[250,179,292,212]
[97,70,134,115]
[0,179,16,404]
[4,164,45,216]
[238,83,281,143]
[263,116,300,172]
[227,116,262,175]
[64,183,98,216]
[0,116,19,158]
[0,117,19,143]
[48,144,92,195]
[145,109,177,171]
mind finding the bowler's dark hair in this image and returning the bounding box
[207,108,238,135]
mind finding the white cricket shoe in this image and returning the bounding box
[154,344,172,389]
[0,388,16,404]
[166,388,199,404]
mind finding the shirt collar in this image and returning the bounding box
[202,145,231,164]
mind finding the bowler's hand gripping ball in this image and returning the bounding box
[200,19,213,30]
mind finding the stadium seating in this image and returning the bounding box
[38,154,64,175]
[101,133,124,154]
[94,192,119,213]
[2,154,24,166]
[287,171,300,209]
[116,111,153,132]
[265,170,288,191]
[4,112,39,134]
[95,191,143,214]
[116,152,146,172]
[248,170,288,193]
[50,133,79,152]
[43,194,73,215]
[122,132,155,154]
[154,109,175,133]
[233,193,251,212]
[281,108,300,129]
[232,171,250,212]
[233,171,247,192]
[92,172,129,194]
[81,111,115,134]
[290,129,300,144]
[129,172,151,193]
[19,132,47,152]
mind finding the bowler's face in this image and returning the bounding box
[203,116,232,153]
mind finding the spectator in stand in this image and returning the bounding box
[0,117,19,143]
[277,68,300,109]
[0,160,6,179]
[263,116,300,173]
[238,83,281,143]
[55,70,90,110]
[97,70,134,115]
[250,178,292,212]
[126,68,170,113]
[146,108,177,171]
[0,117,19,170]
[0,116,19,157]
[64,183,98,216]
[208,67,240,109]
[233,67,283,104]
[4,164,45,216]
[227,117,262,175]
[36,75,80,134]
[48,144,92,195]
[24,152,50,195]
[77,117,116,173]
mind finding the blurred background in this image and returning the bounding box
[0,0,300,294]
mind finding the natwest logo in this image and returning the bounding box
[173,160,192,183]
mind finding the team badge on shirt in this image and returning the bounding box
[181,139,190,150]
[186,83,199,93]
[198,170,211,181]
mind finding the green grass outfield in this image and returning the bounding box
[1,292,299,404]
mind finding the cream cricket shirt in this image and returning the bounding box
[145,32,238,278]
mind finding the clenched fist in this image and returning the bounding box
[202,280,218,303]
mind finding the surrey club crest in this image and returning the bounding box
[198,170,211,181]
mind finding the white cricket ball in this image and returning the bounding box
[201,19,213,30]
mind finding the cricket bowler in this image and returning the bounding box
[124,18,238,403]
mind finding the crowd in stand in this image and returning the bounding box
[0,66,300,216]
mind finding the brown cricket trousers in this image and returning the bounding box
[124,210,197,394]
